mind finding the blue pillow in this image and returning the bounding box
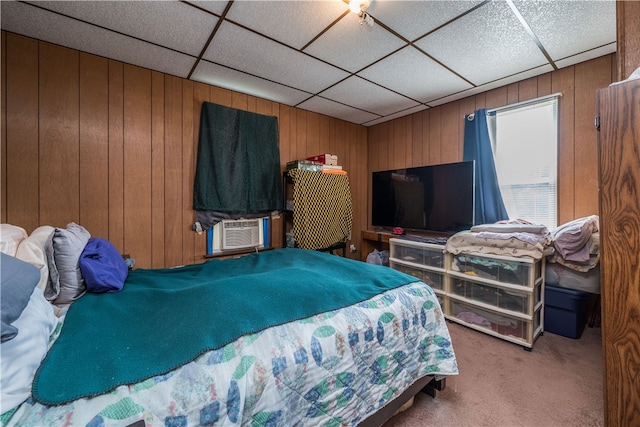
[79,238,128,293]
[1,253,40,342]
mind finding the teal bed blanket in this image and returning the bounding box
[32,249,417,405]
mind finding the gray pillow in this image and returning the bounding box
[1,253,40,342]
[44,223,91,305]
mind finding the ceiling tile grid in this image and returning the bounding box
[0,0,617,126]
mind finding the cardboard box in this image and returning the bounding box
[306,154,338,166]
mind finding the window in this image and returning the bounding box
[491,97,559,228]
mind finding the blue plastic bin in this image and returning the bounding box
[544,285,593,339]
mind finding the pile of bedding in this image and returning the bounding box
[445,220,553,260]
[444,215,601,294]
[0,222,129,419]
[545,215,600,294]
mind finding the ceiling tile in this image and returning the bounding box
[28,0,219,57]
[304,12,406,73]
[358,46,473,103]
[202,21,350,94]
[364,104,429,126]
[415,0,549,86]
[192,60,312,106]
[320,76,421,116]
[297,96,380,125]
[513,0,616,62]
[0,1,195,78]
[367,0,485,42]
[225,0,349,50]
[188,0,229,16]
[555,43,617,70]
[429,64,554,107]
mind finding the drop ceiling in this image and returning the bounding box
[1,0,616,126]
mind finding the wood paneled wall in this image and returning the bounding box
[368,54,616,227]
[1,32,368,268]
[0,31,617,268]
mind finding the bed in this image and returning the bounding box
[1,223,458,427]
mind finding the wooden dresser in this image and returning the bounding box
[596,77,640,426]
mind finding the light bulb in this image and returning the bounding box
[349,0,362,13]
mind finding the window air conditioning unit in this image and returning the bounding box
[221,219,261,250]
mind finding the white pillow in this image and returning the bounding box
[15,226,55,292]
[0,287,57,412]
[0,224,28,257]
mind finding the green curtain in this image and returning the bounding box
[193,102,282,214]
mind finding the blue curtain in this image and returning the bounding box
[463,109,509,225]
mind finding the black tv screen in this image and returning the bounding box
[371,161,475,234]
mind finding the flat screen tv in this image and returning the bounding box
[371,161,475,234]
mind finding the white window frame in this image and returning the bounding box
[489,94,561,229]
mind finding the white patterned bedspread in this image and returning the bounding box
[4,281,457,427]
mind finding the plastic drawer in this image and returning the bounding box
[450,253,541,287]
[450,276,538,314]
[389,239,445,269]
[389,262,444,291]
[449,299,532,340]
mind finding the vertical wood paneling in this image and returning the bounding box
[182,80,196,265]
[420,110,431,165]
[193,82,210,254]
[616,0,640,81]
[2,32,614,267]
[574,56,612,218]
[506,82,519,105]
[5,34,39,230]
[108,60,125,252]
[211,86,232,107]
[231,91,248,111]
[295,109,307,159]
[518,77,538,101]
[164,75,183,268]
[123,64,152,268]
[411,112,423,167]
[79,53,109,238]
[39,42,79,227]
[429,108,442,164]
[318,115,331,157]
[537,72,552,97]
[307,111,319,157]
[376,122,389,171]
[485,86,507,110]
[151,71,165,268]
[279,105,291,165]
[441,102,460,163]
[553,66,576,224]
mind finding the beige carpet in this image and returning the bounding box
[385,322,603,427]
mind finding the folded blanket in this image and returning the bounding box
[552,215,599,263]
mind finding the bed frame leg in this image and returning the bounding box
[422,376,446,398]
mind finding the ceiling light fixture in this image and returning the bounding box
[348,0,374,27]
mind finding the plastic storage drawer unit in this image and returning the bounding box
[389,261,445,291]
[544,285,592,339]
[389,240,445,268]
[450,253,542,287]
